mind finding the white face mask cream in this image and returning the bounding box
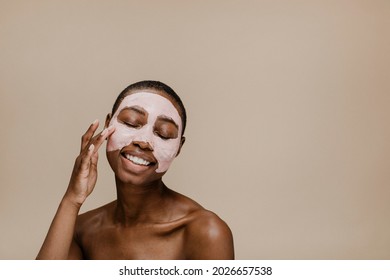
[107,92,183,173]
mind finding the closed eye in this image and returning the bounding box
[154,131,172,140]
[123,121,141,128]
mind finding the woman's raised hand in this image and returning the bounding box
[64,120,115,207]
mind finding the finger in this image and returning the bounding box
[79,143,95,172]
[87,126,115,176]
[89,126,115,154]
[80,119,99,152]
[90,150,99,174]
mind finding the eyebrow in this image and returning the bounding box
[120,106,147,116]
[157,115,179,129]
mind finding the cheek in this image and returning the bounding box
[153,138,181,173]
[106,123,136,152]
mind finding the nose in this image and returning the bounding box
[131,125,154,151]
[132,140,153,151]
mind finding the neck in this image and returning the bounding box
[114,177,170,225]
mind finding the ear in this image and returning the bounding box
[105,113,112,128]
[175,136,186,157]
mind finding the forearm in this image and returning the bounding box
[36,196,81,260]
[36,121,113,259]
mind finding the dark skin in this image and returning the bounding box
[37,89,234,260]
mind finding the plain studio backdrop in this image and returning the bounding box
[0,0,389,259]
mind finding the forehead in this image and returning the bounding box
[115,90,182,123]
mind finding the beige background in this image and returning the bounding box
[1,0,389,259]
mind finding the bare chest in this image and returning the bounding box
[79,223,186,260]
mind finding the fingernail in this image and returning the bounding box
[92,119,98,125]
[101,128,108,136]
[88,144,95,151]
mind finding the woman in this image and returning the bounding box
[37,80,234,259]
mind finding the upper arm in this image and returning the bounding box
[67,216,85,260]
[185,211,234,260]
[67,237,84,259]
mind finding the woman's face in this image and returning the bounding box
[106,90,184,185]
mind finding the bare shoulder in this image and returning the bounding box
[184,208,234,260]
[166,189,234,259]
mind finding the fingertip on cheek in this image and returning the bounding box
[101,128,108,136]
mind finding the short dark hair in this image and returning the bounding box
[111,80,187,135]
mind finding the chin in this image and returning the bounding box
[114,171,164,188]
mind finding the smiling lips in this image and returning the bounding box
[125,154,151,166]
[121,151,155,167]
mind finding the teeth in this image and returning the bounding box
[125,154,151,166]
